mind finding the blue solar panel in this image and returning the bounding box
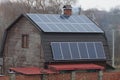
[61,43,71,60]
[95,43,106,58]
[38,14,51,22]
[80,15,93,23]
[55,24,70,32]
[78,43,88,59]
[51,42,106,60]
[28,14,41,22]
[46,15,59,22]
[71,16,85,23]
[87,42,97,58]
[27,14,104,33]
[70,42,80,59]
[36,23,52,32]
[51,43,62,60]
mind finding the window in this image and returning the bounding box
[22,34,29,48]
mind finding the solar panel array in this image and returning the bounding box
[27,14,104,33]
[51,42,106,60]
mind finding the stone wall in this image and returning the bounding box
[3,17,44,74]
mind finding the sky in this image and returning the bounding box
[75,0,120,11]
[0,0,120,11]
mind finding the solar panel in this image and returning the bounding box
[78,42,88,59]
[51,42,106,60]
[27,14,104,33]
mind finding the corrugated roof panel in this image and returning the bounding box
[9,67,56,75]
[48,64,105,71]
[27,14,104,33]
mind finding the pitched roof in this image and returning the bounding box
[0,13,104,58]
[27,14,104,33]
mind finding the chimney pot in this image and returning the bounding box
[63,5,72,16]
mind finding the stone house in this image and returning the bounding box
[0,5,111,74]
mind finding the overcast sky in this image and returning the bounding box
[75,0,120,11]
[0,0,120,11]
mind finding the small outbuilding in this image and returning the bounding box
[0,5,111,74]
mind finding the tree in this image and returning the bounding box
[0,0,77,27]
[84,8,120,67]
[0,0,77,52]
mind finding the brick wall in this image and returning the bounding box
[16,75,41,80]
[103,72,120,80]
[1,72,120,80]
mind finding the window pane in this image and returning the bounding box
[22,34,29,48]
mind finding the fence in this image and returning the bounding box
[1,71,120,80]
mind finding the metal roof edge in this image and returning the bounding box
[85,15,104,33]
[25,14,44,32]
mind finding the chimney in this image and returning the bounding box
[63,5,72,16]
